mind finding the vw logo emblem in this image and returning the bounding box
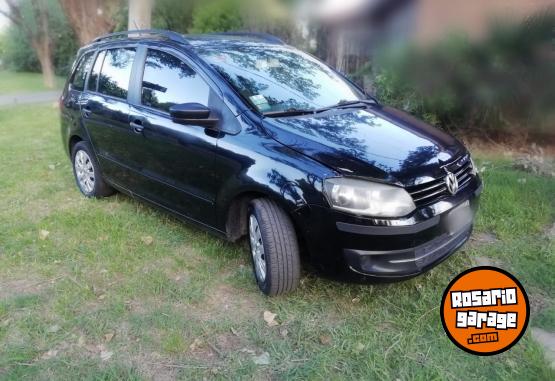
[445,172,459,195]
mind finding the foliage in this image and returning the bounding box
[363,12,555,138]
[190,0,245,34]
[1,0,78,76]
[151,0,197,33]
[189,0,298,42]
[0,33,6,68]
[2,25,40,73]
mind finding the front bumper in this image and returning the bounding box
[298,178,482,280]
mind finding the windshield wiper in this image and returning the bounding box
[263,98,379,117]
[314,99,378,113]
[263,109,316,117]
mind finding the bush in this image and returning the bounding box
[364,12,555,139]
[190,0,297,42]
[190,0,246,34]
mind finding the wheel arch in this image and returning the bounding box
[69,134,84,156]
[222,183,308,242]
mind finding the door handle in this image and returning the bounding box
[130,120,144,134]
[82,107,92,118]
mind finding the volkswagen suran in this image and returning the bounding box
[61,30,482,295]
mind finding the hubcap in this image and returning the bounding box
[249,214,266,282]
[74,150,95,194]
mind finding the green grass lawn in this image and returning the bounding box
[0,71,65,94]
[0,104,554,380]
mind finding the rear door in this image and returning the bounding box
[81,47,137,187]
[61,51,95,144]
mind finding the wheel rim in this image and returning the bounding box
[74,150,95,194]
[249,214,266,282]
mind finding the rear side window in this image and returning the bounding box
[141,49,210,112]
[98,48,136,100]
[88,50,106,92]
[70,52,95,91]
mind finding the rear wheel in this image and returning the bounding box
[248,198,301,296]
[71,141,114,198]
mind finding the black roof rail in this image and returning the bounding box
[209,32,285,45]
[93,29,189,45]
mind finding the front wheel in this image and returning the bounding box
[248,198,301,296]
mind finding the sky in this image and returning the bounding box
[0,0,9,31]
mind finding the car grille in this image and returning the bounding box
[406,155,474,207]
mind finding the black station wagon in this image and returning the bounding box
[61,30,482,296]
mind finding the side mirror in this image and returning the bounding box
[169,103,219,128]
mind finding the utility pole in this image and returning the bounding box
[128,0,153,30]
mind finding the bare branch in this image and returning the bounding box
[4,0,24,25]
[0,9,20,25]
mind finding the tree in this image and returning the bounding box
[0,0,55,87]
[128,0,153,30]
[58,0,119,45]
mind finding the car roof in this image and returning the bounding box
[87,30,284,50]
[78,30,287,60]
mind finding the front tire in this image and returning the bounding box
[71,141,114,198]
[248,198,301,296]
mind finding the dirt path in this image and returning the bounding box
[0,91,60,106]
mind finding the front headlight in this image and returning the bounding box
[323,178,416,218]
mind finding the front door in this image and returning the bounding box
[127,48,221,226]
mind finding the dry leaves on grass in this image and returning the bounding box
[141,235,154,245]
[319,334,332,345]
[354,342,365,353]
[189,338,203,351]
[47,324,60,333]
[252,352,270,365]
[39,229,50,240]
[100,350,113,361]
[263,311,279,327]
[41,349,58,360]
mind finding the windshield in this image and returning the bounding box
[192,41,365,115]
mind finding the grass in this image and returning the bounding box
[0,104,554,380]
[0,71,64,94]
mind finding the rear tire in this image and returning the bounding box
[71,141,114,198]
[248,198,301,296]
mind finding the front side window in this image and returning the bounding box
[141,49,210,113]
[193,42,365,114]
[71,52,95,91]
[98,48,136,99]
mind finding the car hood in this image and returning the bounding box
[262,106,466,186]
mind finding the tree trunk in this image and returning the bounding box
[3,0,55,87]
[32,0,55,88]
[128,0,153,30]
[32,39,55,88]
[59,0,117,45]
